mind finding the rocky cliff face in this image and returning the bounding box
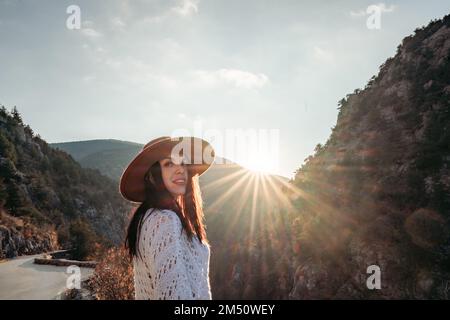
[0,211,58,259]
[0,107,130,259]
[288,15,450,299]
[207,14,450,300]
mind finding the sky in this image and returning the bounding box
[0,0,449,178]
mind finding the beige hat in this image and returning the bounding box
[119,136,215,203]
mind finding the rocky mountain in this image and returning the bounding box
[290,15,450,299]
[201,14,450,300]
[0,107,130,259]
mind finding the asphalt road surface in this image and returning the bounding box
[0,253,93,300]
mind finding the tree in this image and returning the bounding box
[5,183,27,213]
[0,177,7,208]
[11,106,23,124]
[0,158,17,181]
[69,218,98,260]
[0,132,17,164]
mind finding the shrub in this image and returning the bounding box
[90,246,134,300]
[69,218,98,260]
[0,132,17,163]
[5,183,28,212]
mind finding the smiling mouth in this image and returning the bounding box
[172,178,186,185]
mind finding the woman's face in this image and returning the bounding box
[159,156,188,197]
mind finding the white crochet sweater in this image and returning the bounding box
[133,208,212,300]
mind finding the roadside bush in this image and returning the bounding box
[90,246,134,300]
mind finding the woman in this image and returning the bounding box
[119,136,215,300]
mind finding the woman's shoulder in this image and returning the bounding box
[138,209,184,259]
[142,208,182,233]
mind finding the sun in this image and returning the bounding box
[240,157,277,175]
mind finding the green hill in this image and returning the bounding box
[51,140,142,181]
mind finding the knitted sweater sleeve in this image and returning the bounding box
[141,210,195,300]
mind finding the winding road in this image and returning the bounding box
[0,253,93,300]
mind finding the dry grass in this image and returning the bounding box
[90,246,135,300]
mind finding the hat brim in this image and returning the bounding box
[119,136,215,203]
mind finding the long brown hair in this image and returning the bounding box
[124,160,208,260]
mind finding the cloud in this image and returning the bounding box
[139,0,200,24]
[192,69,269,89]
[82,74,96,83]
[100,55,179,90]
[350,10,366,17]
[111,17,126,29]
[313,46,334,63]
[81,28,103,38]
[377,3,397,13]
[104,58,122,69]
[171,0,199,17]
[350,3,397,17]
[83,20,95,28]
[80,20,102,38]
